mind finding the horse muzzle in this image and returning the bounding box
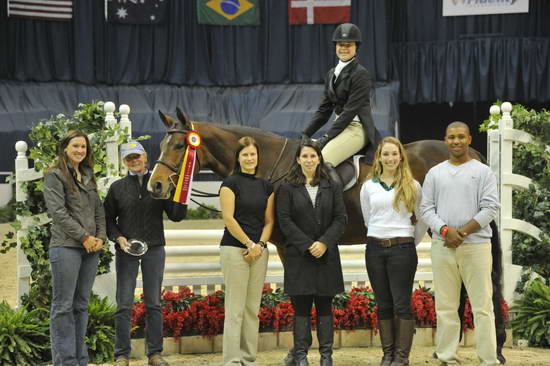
[148,180,171,200]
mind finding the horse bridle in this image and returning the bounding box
[154,127,291,212]
[154,128,201,190]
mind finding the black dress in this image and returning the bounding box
[276,178,346,296]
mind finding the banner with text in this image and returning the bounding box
[443,0,529,17]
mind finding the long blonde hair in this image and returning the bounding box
[369,137,417,213]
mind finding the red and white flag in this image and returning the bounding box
[288,0,351,25]
[7,0,73,21]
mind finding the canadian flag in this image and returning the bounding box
[288,0,351,25]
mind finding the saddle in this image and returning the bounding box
[334,155,370,192]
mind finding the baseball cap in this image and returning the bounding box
[121,141,146,160]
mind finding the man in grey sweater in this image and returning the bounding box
[420,122,500,366]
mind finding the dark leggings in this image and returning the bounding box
[291,295,333,316]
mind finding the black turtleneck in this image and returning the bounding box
[219,172,273,248]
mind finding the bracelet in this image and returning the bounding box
[257,240,267,248]
[440,225,449,237]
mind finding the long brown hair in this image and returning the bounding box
[232,136,259,175]
[48,130,96,192]
[369,137,417,213]
[285,141,328,186]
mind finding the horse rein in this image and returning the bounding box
[265,138,289,183]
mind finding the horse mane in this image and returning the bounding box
[200,122,285,140]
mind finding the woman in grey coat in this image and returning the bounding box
[276,141,347,366]
[43,130,106,366]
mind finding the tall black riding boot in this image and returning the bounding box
[317,315,334,366]
[293,316,312,366]
[324,163,343,188]
[391,319,415,366]
[283,348,295,366]
[378,319,395,366]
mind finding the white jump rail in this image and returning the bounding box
[137,238,435,295]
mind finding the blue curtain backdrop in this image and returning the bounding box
[387,0,550,103]
[1,0,549,102]
[0,0,388,85]
[1,0,550,172]
[0,81,400,173]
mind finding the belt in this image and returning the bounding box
[366,236,414,247]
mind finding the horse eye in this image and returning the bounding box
[175,143,186,149]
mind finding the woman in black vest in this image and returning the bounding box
[277,141,346,366]
[302,23,382,184]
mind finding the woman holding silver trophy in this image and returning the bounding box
[104,141,187,366]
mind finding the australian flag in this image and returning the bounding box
[107,0,167,24]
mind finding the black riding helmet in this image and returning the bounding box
[332,23,362,46]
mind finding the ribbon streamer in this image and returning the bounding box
[173,131,201,204]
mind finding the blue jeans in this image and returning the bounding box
[114,246,165,359]
[49,246,99,366]
[365,241,418,320]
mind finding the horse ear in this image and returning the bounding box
[158,110,174,129]
[176,107,192,129]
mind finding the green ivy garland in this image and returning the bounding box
[481,103,550,281]
[0,101,149,311]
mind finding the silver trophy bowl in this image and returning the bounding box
[123,239,148,256]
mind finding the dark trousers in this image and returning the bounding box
[49,246,99,366]
[114,246,165,359]
[365,241,418,320]
[291,295,333,316]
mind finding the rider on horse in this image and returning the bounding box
[302,23,382,185]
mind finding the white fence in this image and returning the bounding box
[487,102,543,304]
[138,231,435,295]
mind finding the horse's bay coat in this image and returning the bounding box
[276,178,346,296]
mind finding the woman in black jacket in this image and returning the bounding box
[302,23,382,183]
[277,141,347,366]
[43,130,106,366]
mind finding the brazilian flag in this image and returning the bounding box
[197,0,260,25]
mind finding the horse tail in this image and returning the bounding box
[491,220,504,296]
[490,219,507,361]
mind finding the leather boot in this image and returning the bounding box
[317,315,334,366]
[293,316,312,366]
[390,319,415,366]
[283,348,295,366]
[324,163,343,188]
[378,319,395,366]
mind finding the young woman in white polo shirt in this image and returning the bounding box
[360,136,427,366]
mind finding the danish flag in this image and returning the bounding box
[288,0,351,25]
